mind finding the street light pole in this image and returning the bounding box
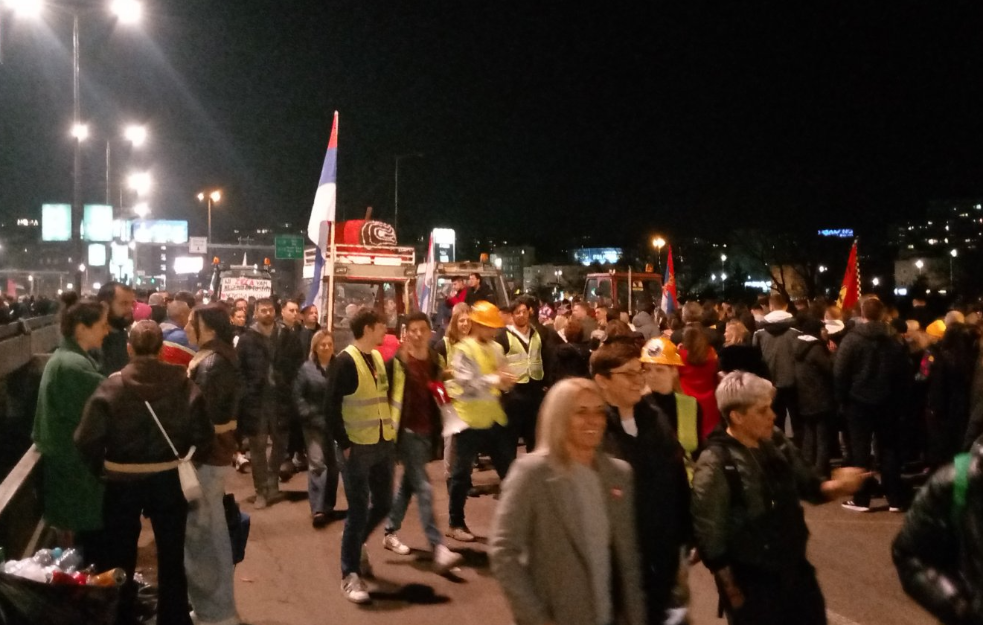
[72,12,83,293]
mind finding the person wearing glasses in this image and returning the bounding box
[592,340,692,625]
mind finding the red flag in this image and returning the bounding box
[837,240,861,311]
[661,245,678,314]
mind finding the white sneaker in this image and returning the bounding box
[433,544,463,575]
[360,545,374,578]
[841,500,871,513]
[383,533,411,555]
[341,573,370,604]
[233,452,251,473]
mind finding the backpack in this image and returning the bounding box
[952,452,972,525]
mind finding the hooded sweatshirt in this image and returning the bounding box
[75,356,214,479]
[751,310,800,389]
[631,311,658,341]
[794,335,835,416]
[833,320,907,407]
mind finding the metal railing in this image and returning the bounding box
[0,315,60,557]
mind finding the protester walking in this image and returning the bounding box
[490,378,647,625]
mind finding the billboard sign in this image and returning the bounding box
[82,204,114,242]
[132,220,189,244]
[41,204,72,241]
[88,243,107,267]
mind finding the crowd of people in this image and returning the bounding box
[26,277,983,624]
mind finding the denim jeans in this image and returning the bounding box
[185,465,238,625]
[339,440,395,577]
[248,394,287,498]
[386,431,442,547]
[448,425,514,528]
[303,421,340,515]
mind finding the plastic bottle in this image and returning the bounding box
[87,568,126,587]
[55,548,82,571]
[31,549,55,566]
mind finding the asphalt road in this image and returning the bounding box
[136,458,939,625]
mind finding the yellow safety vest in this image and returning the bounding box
[675,392,699,483]
[390,359,405,436]
[448,337,508,430]
[438,336,453,370]
[505,328,544,383]
[341,345,395,445]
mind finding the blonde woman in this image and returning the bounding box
[436,302,471,370]
[490,378,647,625]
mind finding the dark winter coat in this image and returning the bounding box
[691,426,825,575]
[794,336,835,416]
[235,322,305,436]
[893,449,983,625]
[188,341,241,466]
[602,400,691,618]
[551,342,592,381]
[99,327,130,376]
[293,359,331,429]
[833,320,908,408]
[718,344,769,380]
[75,356,214,479]
[751,311,800,389]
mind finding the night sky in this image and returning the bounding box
[3,2,983,253]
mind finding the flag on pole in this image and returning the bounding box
[305,112,339,308]
[417,231,436,315]
[660,244,678,315]
[836,239,861,311]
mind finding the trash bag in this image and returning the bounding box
[223,494,250,565]
[0,571,119,625]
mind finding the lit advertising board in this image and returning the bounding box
[132,220,189,244]
[88,243,107,267]
[42,204,72,241]
[82,204,114,241]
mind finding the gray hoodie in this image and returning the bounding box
[752,310,801,389]
[631,311,658,341]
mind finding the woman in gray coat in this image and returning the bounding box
[490,378,647,625]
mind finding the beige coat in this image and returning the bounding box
[490,453,647,625]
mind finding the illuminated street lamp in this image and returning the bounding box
[5,0,42,17]
[652,236,666,270]
[123,124,147,146]
[110,0,141,24]
[132,201,150,218]
[197,189,222,243]
[915,259,924,275]
[128,171,151,196]
[71,123,89,140]
[872,277,880,287]
[950,249,958,290]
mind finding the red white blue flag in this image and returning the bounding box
[305,112,338,308]
[661,244,678,315]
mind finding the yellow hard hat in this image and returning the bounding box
[470,300,505,328]
[926,320,946,339]
[640,337,684,367]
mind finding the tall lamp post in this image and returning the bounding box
[197,190,222,244]
[652,236,666,271]
[4,0,143,292]
[107,124,147,210]
[394,152,423,235]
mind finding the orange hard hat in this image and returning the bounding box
[470,300,505,328]
[926,320,946,339]
[640,337,684,367]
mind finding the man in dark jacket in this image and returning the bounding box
[794,319,835,476]
[96,281,136,376]
[751,294,802,445]
[464,272,495,305]
[593,341,691,624]
[834,297,910,512]
[236,297,304,508]
[75,320,213,625]
[893,446,983,624]
[692,371,864,625]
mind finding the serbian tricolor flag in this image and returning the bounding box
[660,244,678,315]
[417,232,436,315]
[836,239,861,311]
[305,112,339,308]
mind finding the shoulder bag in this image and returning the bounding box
[144,401,202,502]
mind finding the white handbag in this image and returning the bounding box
[145,400,202,502]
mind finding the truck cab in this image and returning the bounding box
[584,271,663,316]
[417,260,510,326]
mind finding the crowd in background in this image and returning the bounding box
[23,275,983,625]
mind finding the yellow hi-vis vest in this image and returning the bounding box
[448,337,508,430]
[675,392,699,483]
[438,336,454,370]
[342,345,395,445]
[505,328,544,383]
